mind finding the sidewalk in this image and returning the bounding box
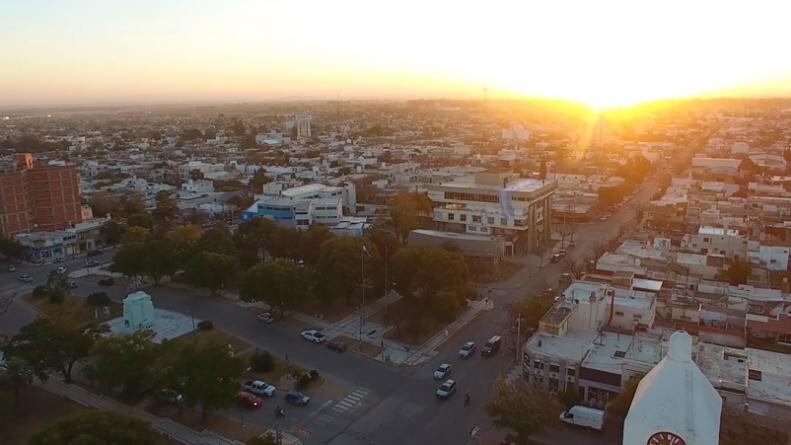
[39,379,244,445]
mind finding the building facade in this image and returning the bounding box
[0,154,82,235]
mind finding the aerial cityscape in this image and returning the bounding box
[1,2,791,445]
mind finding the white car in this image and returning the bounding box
[56,266,67,274]
[433,363,452,380]
[301,330,326,344]
[18,274,32,283]
[458,341,476,358]
[256,312,274,324]
[242,380,276,397]
[435,379,457,399]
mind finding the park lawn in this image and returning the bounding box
[0,387,92,445]
[174,328,252,354]
[296,296,359,323]
[145,402,267,443]
[335,335,383,358]
[23,293,122,325]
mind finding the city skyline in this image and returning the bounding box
[2,0,791,109]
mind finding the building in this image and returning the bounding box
[0,153,82,235]
[241,195,342,229]
[623,331,722,445]
[426,171,556,254]
[285,113,312,139]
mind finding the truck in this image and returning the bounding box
[242,380,276,397]
[559,405,605,430]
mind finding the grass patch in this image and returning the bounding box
[296,297,358,323]
[0,387,91,445]
[23,293,122,325]
[145,402,267,443]
[380,299,448,346]
[335,335,383,358]
[174,328,252,354]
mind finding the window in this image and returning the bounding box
[533,360,544,370]
[779,333,791,345]
[472,215,481,223]
[501,218,507,225]
[549,364,560,373]
[460,214,467,222]
[533,376,544,386]
[448,213,455,221]
[566,367,576,377]
[488,217,495,224]
[615,311,625,316]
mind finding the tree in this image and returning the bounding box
[268,227,304,260]
[558,384,581,410]
[190,169,205,181]
[249,169,272,193]
[175,343,244,421]
[511,298,553,331]
[0,357,33,407]
[608,378,641,419]
[84,331,159,398]
[127,212,153,229]
[184,252,238,296]
[389,191,431,243]
[100,220,127,246]
[152,191,179,226]
[485,379,560,444]
[239,260,308,314]
[0,237,31,261]
[390,247,470,299]
[195,222,235,255]
[242,133,257,149]
[316,237,375,306]
[46,270,68,303]
[122,226,150,244]
[111,242,147,278]
[725,257,752,285]
[2,318,102,383]
[29,411,160,445]
[234,217,276,268]
[300,225,334,264]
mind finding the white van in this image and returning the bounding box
[559,405,605,430]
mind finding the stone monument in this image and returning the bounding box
[123,291,155,331]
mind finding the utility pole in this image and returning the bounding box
[516,314,522,365]
[384,244,388,298]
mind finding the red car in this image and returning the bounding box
[238,391,262,408]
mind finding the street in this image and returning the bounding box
[0,177,659,445]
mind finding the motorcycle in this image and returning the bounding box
[275,406,285,417]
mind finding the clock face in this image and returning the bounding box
[647,432,686,445]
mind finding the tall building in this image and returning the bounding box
[0,153,82,235]
[285,113,312,139]
[426,171,556,254]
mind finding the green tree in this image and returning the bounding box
[316,237,376,306]
[2,318,102,383]
[391,247,470,298]
[511,298,554,331]
[249,169,272,192]
[152,191,179,226]
[0,357,33,407]
[268,227,304,260]
[558,384,581,409]
[100,220,127,246]
[122,226,150,244]
[184,252,238,296]
[127,212,153,229]
[234,218,276,268]
[0,237,31,261]
[389,191,431,243]
[45,270,68,303]
[239,260,308,315]
[195,222,235,256]
[485,379,559,444]
[111,242,147,278]
[190,169,205,181]
[29,411,160,445]
[300,225,334,264]
[85,331,159,399]
[175,343,244,421]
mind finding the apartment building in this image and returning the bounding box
[0,153,82,235]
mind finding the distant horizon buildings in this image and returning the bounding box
[285,112,312,139]
[0,153,82,235]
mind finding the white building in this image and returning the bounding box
[180,179,215,196]
[285,113,312,139]
[427,171,556,254]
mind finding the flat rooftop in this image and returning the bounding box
[525,329,597,363]
[581,331,635,375]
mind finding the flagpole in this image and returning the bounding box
[360,244,365,346]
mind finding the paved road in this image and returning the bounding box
[0,176,659,445]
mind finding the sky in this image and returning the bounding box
[1,0,791,109]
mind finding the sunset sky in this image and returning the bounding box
[2,0,790,108]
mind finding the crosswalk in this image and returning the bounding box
[312,387,370,427]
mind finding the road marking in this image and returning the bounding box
[337,400,355,409]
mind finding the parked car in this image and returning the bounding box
[256,312,274,324]
[237,391,263,408]
[433,363,452,380]
[67,280,78,289]
[481,335,502,357]
[98,277,114,286]
[56,266,67,274]
[559,405,605,430]
[154,389,184,406]
[301,329,326,344]
[326,340,347,352]
[458,341,476,358]
[242,380,276,397]
[85,259,99,267]
[6,265,16,272]
[284,390,310,406]
[435,379,457,399]
[18,274,32,283]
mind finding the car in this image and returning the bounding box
[458,341,476,358]
[18,274,32,283]
[284,390,310,406]
[256,312,274,324]
[326,340,347,352]
[154,389,184,406]
[67,280,78,289]
[237,391,263,408]
[433,363,452,380]
[550,253,561,263]
[85,259,99,267]
[301,329,326,344]
[242,380,276,397]
[435,379,457,399]
[481,335,502,357]
[87,250,102,257]
[7,265,16,272]
[98,277,114,286]
[55,266,67,274]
